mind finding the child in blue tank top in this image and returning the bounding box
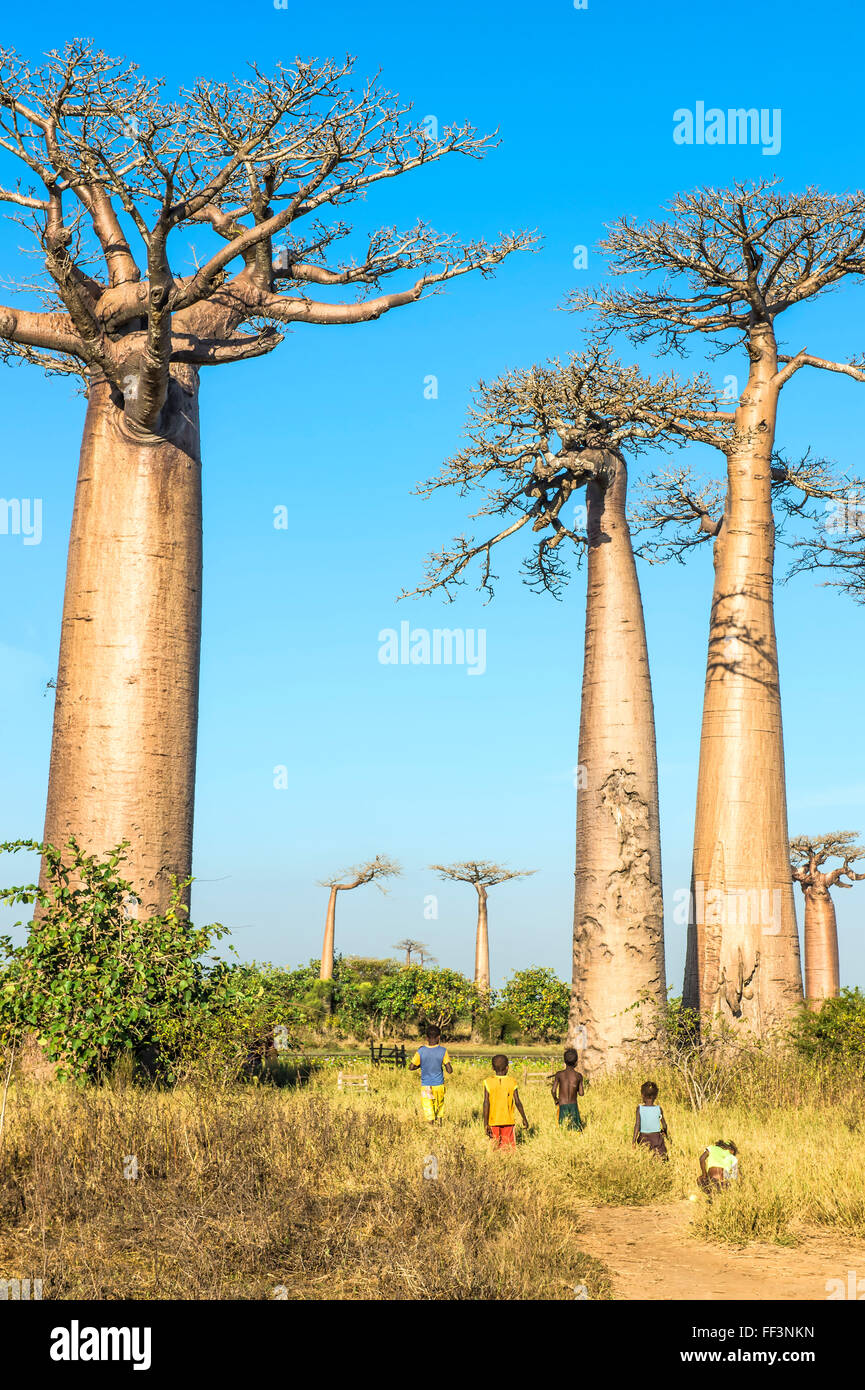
[632,1079,670,1160]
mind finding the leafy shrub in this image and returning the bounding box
[410,966,478,1033]
[0,839,264,1084]
[498,966,569,1041]
[476,1006,521,1045]
[790,988,865,1061]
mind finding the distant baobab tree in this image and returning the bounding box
[790,833,865,1006]
[319,856,400,981]
[576,181,865,1031]
[407,348,722,1065]
[428,861,534,996]
[0,42,531,913]
[392,938,432,967]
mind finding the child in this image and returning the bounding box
[483,1054,528,1149]
[632,1080,669,1160]
[409,1026,453,1124]
[551,1048,585,1130]
[698,1140,739,1193]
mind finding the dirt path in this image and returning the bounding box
[577,1200,865,1300]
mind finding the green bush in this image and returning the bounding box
[499,966,569,1041]
[0,838,264,1084]
[410,966,479,1034]
[790,988,865,1061]
[476,1006,521,1045]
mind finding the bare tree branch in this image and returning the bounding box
[318,854,401,893]
[791,832,865,888]
[0,42,532,427]
[429,860,535,888]
[401,345,726,600]
[568,181,865,356]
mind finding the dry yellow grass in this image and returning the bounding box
[0,1071,611,1300]
[0,1049,862,1299]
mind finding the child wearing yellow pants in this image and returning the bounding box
[410,1026,453,1123]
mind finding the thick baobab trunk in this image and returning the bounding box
[684,325,803,1029]
[474,884,490,994]
[801,886,840,1005]
[320,887,338,981]
[568,451,665,1071]
[42,374,201,916]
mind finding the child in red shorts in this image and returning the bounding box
[483,1054,528,1148]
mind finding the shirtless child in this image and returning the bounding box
[551,1048,585,1130]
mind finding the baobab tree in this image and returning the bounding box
[790,833,865,1006]
[573,181,865,1031]
[406,349,719,1065]
[428,861,533,997]
[392,938,432,967]
[634,450,859,1023]
[319,855,400,981]
[0,43,531,912]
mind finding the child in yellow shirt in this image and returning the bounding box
[483,1054,528,1149]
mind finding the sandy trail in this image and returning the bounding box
[577,1200,865,1300]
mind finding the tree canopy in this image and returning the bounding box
[0,40,532,427]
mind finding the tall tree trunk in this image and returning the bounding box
[567,450,665,1071]
[802,885,840,1006]
[684,324,803,1028]
[474,884,490,993]
[41,373,201,916]
[320,886,338,981]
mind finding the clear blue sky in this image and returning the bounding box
[1,0,863,993]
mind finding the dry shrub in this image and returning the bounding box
[0,1083,611,1300]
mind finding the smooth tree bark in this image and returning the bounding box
[790,833,865,1005]
[0,43,531,911]
[318,856,400,980]
[475,884,490,993]
[407,351,715,1066]
[687,319,798,1029]
[569,448,664,1069]
[575,183,865,1032]
[43,374,201,913]
[428,862,534,997]
[320,887,339,982]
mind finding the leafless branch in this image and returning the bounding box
[401,345,727,600]
[0,41,532,428]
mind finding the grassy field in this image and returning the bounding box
[0,1050,862,1300]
